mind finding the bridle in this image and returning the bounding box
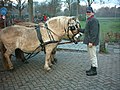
[66,19,80,44]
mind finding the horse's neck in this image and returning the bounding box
[40,17,69,42]
[40,25,66,42]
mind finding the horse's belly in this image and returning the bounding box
[22,46,41,53]
[20,38,41,53]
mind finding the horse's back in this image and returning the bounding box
[0,25,28,43]
[0,25,40,52]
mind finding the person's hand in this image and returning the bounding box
[88,43,93,48]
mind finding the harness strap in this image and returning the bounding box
[24,45,41,60]
[35,25,44,47]
[45,23,55,41]
[44,41,59,46]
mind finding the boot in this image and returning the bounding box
[86,66,97,76]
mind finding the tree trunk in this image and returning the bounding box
[76,0,80,18]
[28,0,33,22]
[19,10,22,20]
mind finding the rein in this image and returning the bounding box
[23,45,41,60]
[11,45,41,61]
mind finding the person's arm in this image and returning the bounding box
[77,28,85,33]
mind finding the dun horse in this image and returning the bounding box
[0,16,80,71]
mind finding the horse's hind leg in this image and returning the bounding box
[51,47,57,64]
[4,50,14,70]
[15,48,25,62]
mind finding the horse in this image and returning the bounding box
[0,16,80,71]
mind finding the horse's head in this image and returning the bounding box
[66,16,81,43]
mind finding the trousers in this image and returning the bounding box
[87,46,98,67]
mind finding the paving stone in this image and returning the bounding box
[0,44,120,90]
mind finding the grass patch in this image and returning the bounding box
[80,17,120,42]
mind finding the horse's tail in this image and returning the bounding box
[0,37,2,52]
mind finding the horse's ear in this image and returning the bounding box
[68,16,76,22]
[71,16,77,21]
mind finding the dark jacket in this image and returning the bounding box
[80,15,100,46]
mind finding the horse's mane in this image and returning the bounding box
[46,16,71,30]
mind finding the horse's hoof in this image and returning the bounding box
[9,66,14,70]
[7,66,14,72]
[9,68,15,72]
[46,67,51,71]
[44,66,51,71]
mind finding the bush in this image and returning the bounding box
[79,14,86,21]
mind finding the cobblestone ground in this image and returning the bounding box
[0,44,120,90]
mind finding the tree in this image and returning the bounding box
[34,0,61,17]
[87,0,94,6]
[76,0,80,18]
[0,0,12,10]
[66,0,71,15]
[49,0,61,16]
[117,0,120,5]
[65,0,80,16]
[13,0,26,19]
[28,0,33,22]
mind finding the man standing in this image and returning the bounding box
[80,6,100,76]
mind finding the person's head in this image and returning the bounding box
[86,6,94,17]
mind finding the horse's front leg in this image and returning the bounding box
[44,44,57,71]
[44,51,52,71]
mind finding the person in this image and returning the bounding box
[79,6,100,76]
[43,14,47,22]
